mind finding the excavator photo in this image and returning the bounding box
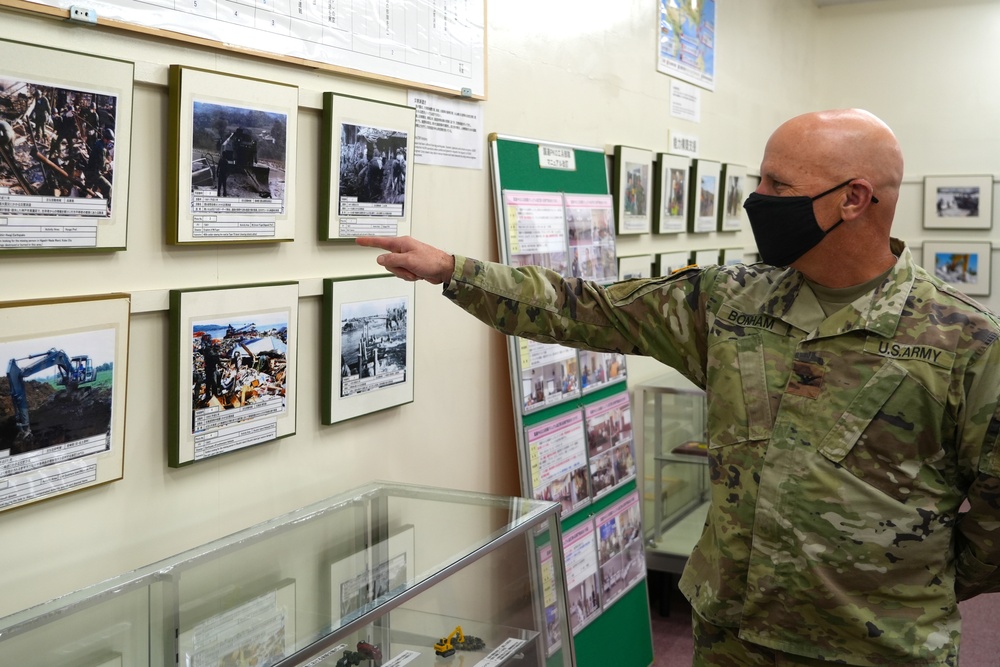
[7,348,96,440]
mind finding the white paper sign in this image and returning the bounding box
[409,91,484,170]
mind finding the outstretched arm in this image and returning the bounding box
[356,236,455,284]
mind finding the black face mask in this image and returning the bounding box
[743,179,876,267]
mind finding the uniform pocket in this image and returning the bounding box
[817,360,907,461]
[706,335,773,447]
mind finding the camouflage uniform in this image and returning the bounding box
[442,239,1000,666]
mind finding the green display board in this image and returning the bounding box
[489,134,655,667]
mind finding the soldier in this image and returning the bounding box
[358,109,1000,666]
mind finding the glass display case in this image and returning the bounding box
[0,482,574,667]
[633,370,710,575]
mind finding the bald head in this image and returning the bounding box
[753,109,903,286]
[763,109,903,205]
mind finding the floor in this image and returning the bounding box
[647,577,1000,666]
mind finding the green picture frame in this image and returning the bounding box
[168,282,298,466]
[320,93,415,240]
[167,66,298,245]
[322,275,414,424]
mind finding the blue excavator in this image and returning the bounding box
[7,348,96,440]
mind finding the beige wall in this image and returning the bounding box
[1,0,991,619]
[814,0,1000,309]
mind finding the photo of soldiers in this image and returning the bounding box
[338,122,409,217]
[0,77,118,213]
[189,101,287,204]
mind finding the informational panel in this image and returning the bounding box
[9,0,486,97]
[489,134,653,667]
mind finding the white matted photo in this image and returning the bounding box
[329,525,415,628]
[617,254,653,280]
[922,175,994,230]
[689,159,721,233]
[0,39,134,251]
[168,66,298,244]
[653,153,690,234]
[322,276,414,424]
[0,294,129,512]
[321,94,415,239]
[612,145,652,235]
[655,251,692,277]
[169,282,298,466]
[922,241,992,297]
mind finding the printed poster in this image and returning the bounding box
[658,0,717,91]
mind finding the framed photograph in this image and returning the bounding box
[611,145,652,235]
[694,248,719,267]
[655,251,692,277]
[689,159,721,233]
[718,163,747,232]
[178,579,296,666]
[0,294,129,512]
[322,276,414,424]
[168,66,298,244]
[652,153,690,234]
[0,39,134,251]
[923,175,994,230]
[329,525,415,628]
[923,241,992,296]
[617,254,653,280]
[321,93,415,240]
[169,282,298,466]
[721,247,747,266]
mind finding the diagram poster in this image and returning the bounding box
[658,0,716,91]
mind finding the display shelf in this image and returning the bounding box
[633,371,710,549]
[0,482,573,667]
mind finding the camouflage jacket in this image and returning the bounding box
[443,240,1000,666]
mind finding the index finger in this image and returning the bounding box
[355,236,406,252]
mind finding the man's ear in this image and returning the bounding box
[842,180,876,220]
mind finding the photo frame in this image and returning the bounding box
[169,282,298,466]
[652,153,690,234]
[167,66,298,244]
[178,579,296,666]
[611,145,652,235]
[329,525,415,628]
[0,294,129,512]
[720,247,747,266]
[922,175,994,230]
[321,93,416,240]
[0,39,134,251]
[655,251,692,277]
[688,159,721,233]
[718,163,747,232]
[617,254,653,280]
[922,241,992,296]
[693,248,719,267]
[322,275,414,424]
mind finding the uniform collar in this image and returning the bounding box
[761,238,913,337]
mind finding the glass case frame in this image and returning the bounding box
[0,482,574,667]
[633,371,710,575]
